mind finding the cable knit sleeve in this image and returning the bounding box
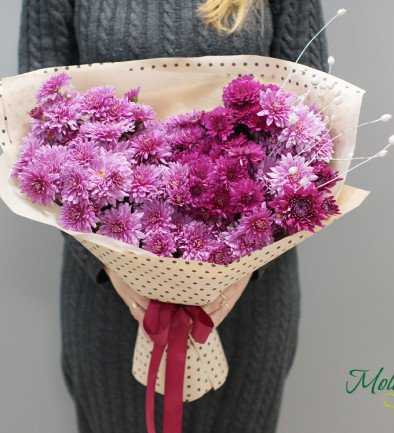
[269,0,329,73]
[18,0,109,284]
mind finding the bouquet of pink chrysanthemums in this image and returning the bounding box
[11,71,341,264]
[1,49,382,433]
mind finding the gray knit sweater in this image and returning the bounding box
[18,1,328,432]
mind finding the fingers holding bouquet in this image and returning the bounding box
[103,265,149,324]
[202,272,253,327]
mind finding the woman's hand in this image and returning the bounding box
[202,273,253,328]
[103,265,150,324]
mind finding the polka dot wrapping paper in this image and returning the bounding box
[0,55,369,401]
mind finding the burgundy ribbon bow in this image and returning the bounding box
[143,300,214,433]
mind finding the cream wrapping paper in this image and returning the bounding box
[0,55,369,401]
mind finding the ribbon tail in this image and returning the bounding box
[146,342,166,433]
[163,310,190,433]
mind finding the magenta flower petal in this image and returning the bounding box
[143,231,176,257]
[98,203,143,245]
[58,201,98,232]
[19,163,59,205]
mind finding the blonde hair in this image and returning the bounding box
[197,0,260,34]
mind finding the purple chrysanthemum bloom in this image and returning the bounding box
[58,201,98,232]
[321,195,341,216]
[166,109,204,130]
[129,164,164,203]
[214,156,247,184]
[142,231,176,257]
[206,184,234,219]
[98,203,143,245]
[36,72,71,104]
[60,164,90,204]
[222,75,261,111]
[128,102,156,128]
[79,86,116,120]
[279,104,324,154]
[312,161,340,192]
[124,86,141,102]
[258,87,295,128]
[268,183,326,234]
[168,125,206,152]
[140,200,175,233]
[164,162,189,190]
[163,163,191,206]
[232,178,264,212]
[268,153,318,193]
[80,120,134,151]
[129,128,171,163]
[33,99,80,144]
[32,144,67,172]
[171,209,193,240]
[310,128,334,162]
[68,138,97,168]
[11,135,43,179]
[187,156,213,184]
[202,107,234,141]
[19,162,59,205]
[88,151,133,205]
[225,141,265,166]
[222,226,257,259]
[236,203,273,245]
[179,221,214,261]
[207,241,234,265]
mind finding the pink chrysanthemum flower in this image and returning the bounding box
[206,184,234,219]
[203,107,234,141]
[98,203,143,245]
[268,153,317,193]
[222,227,257,259]
[128,102,156,128]
[164,162,189,190]
[19,163,59,205]
[140,200,175,233]
[33,99,80,144]
[321,195,341,216]
[58,201,98,232]
[124,86,141,102]
[68,138,97,168]
[279,104,324,153]
[224,141,265,166]
[168,125,206,152]
[142,231,176,257]
[11,135,43,179]
[187,156,213,183]
[207,241,234,265]
[222,75,261,117]
[268,183,326,234]
[32,145,67,173]
[130,128,171,163]
[166,109,204,130]
[179,221,214,261]
[80,120,134,150]
[312,161,340,192]
[79,86,116,120]
[36,72,71,104]
[232,179,264,212]
[60,164,90,204]
[236,203,273,245]
[88,151,133,205]
[258,86,295,128]
[310,128,334,162]
[129,164,164,203]
[214,156,247,184]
